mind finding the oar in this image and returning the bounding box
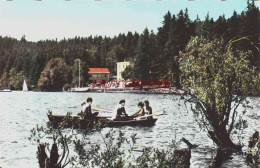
[92,106,113,113]
[152,109,165,116]
[92,106,165,116]
[98,109,165,118]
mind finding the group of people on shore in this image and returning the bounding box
[79,97,153,120]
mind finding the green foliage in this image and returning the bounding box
[29,118,181,168]
[73,130,181,168]
[180,37,257,105]
[9,68,25,90]
[38,58,72,91]
[29,113,74,168]
[121,65,134,80]
[179,36,258,147]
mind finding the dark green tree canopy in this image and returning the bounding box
[134,28,150,80]
[38,58,72,91]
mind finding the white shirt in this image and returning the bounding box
[81,103,90,113]
[144,106,148,115]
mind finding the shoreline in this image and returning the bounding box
[85,87,186,95]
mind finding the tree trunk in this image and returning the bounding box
[208,125,241,150]
[210,147,233,168]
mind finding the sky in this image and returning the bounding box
[0,0,258,42]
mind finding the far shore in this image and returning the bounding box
[73,87,186,95]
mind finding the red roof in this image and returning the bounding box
[89,68,110,73]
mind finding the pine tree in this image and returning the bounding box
[238,0,259,69]
[213,15,227,38]
[134,28,149,80]
[226,11,240,40]
[200,13,214,39]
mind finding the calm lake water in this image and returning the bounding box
[0,91,259,168]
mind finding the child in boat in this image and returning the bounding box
[144,100,152,115]
[112,99,128,120]
[132,102,145,117]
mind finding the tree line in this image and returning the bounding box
[0,1,258,91]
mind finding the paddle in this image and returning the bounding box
[92,106,165,116]
[152,109,165,116]
[92,106,113,113]
[99,109,165,118]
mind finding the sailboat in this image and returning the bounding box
[70,59,89,92]
[23,79,28,92]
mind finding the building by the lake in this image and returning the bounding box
[88,68,110,83]
[116,61,132,80]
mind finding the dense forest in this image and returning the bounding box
[0,1,259,91]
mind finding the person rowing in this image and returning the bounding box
[132,102,145,118]
[111,99,129,121]
[144,100,152,115]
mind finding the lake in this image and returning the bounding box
[0,91,259,167]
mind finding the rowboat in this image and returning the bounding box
[47,113,159,129]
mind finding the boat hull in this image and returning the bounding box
[107,117,157,127]
[69,87,90,92]
[0,89,12,92]
[48,114,157,129]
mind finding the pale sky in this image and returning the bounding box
[0,0,258,42]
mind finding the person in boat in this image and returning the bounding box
[144,100,152,115]
[80,97,93,120]
[132,102,145,117]
[112,99,128,120]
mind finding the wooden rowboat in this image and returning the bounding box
[47,113,159,129]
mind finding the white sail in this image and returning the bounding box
[23,79,28,92]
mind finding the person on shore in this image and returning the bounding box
[80,97,93,120]
[112,99,128,120]
[144,100,152,115]
[132,102,145,117]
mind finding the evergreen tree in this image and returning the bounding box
[238,0,259,69]
[226,11,240,40]
[200,13,214,39]
[213,15,227,38]
[29,55,41,87]
[160,9,194,87]
[134,28,149,80]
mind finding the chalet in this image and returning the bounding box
[88,68,110,83]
